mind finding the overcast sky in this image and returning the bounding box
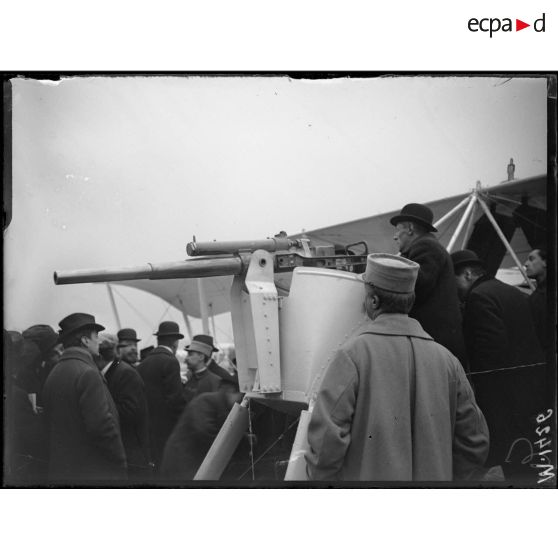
[4,75,547,346]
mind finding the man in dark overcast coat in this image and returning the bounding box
[98,331,152,481]
[391,203,467,366]
[138,321,186,469]
[451,249,545,481]
[43,313,126,483]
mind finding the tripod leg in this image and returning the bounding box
[284,409,312,481]
[194,400,249,480]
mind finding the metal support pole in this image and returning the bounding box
[476,195,535,291]
[209,303,217,344]
[197,277,210,334]
[106,284,122,330]
[433,195,472,230]
[180,309,193,340]
[194,397,250,480]
[284,409,312,481]
[461,202,478,249]
[446,194,477,253]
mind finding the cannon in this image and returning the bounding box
[54,234,370,481]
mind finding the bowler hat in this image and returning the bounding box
[185,339,213,358]
[22,324,59,356]
[117,328,141,343]
[451,249,484,272]
[361,253,419,294]
[192,334,218,352]
[390,203,437,232]
[154,321,184,339]
[58,313,105,341]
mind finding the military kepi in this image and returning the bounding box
[361,253,419,294]
[58,313,105,341]
[185,339,214,358]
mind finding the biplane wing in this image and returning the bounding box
[112,174,546,319]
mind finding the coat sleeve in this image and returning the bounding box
[452,365,490,480]
[76,369,127,467]
[305,349,359,481]
[465,290,507,372]
[161,357,186,417]
[409,240,446,305]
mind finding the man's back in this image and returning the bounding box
[464,276,544,372]
[43,347,126,482]
[401,234,466,364]
[137,346,185,465]
[105,359,151,473]
[306,314,488,481]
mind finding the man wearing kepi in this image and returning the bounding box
[391,203,466,366]
[42,313,127,483]
[306,254,489,482]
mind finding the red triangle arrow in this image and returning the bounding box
[516,19,530,31]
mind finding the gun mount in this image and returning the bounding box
[54,233,370,481]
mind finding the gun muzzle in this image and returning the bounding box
[54,257,244,285]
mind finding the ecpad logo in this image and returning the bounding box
[468,13,546,37]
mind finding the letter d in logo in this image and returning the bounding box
[534,13,545,32]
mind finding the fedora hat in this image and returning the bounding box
[185,339,213,358]
[451,249,484,272]
[154,321,184,339]
[117,328,141,343]
[192,334,218,352]
[58,313,105,341]
[22,324,59,356]
[390,203,437,232]
[361,253,419,294]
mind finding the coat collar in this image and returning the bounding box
[400,232,436,256]
[59,346,97,365]
[465,274,492,303]
[357,313,433,340]
[146,346,176,358]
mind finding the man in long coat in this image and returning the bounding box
[98,331,152,481]
[138,321,186,468]
[391,203,467,365]
[451,249,544,373]
[42,313,127,483]
[451,249,545,480]
[306,254,489,482]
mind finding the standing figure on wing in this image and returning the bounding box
[306,254,489,481]
[390,203,467,365]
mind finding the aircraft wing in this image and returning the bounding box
[115,175,546,317]
[298,174,547,271]
[116,276,233,318]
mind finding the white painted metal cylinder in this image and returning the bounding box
[278,267,368,398]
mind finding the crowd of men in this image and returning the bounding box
[305,203,548,483]
[4,317,240,485]
[4,202,549,485]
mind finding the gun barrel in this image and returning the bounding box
[54,257,244,285]
[187,237,297,256]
